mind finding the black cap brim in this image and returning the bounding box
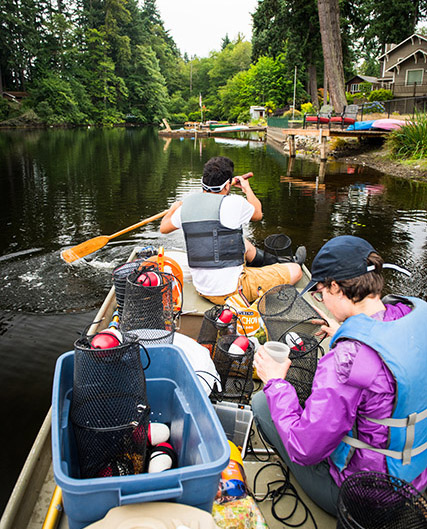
[298,279,317,297]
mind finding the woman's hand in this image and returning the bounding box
[254,346,291,385]
[311,306,340,337]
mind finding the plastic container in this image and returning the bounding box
[52,345,230,529]
[213,401,253,458]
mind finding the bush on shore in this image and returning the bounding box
[386,112,427,160]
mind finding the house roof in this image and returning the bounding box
[385,48,427,72]
[346,74,378,84]
[378,34,427,60]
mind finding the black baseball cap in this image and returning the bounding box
[299,235,411,296]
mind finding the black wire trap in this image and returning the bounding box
[197,305,238,359]
[70,334,150,479]
[120,269,177,346]
[112,248,157,319]
[258,284,327,407]
[337,471,427,529]
[213,334,255,404]
[264,233,293,262]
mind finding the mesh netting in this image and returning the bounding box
[197,305,238,359]
[71,336,150,479]
[121,270,175,345]
[283,331,322,407]
[337,471,427,529]
[264,233,293,261]
[112,259,158,319]
[258,284,322,341]
[258,285,326,407]
[214,334,255,404]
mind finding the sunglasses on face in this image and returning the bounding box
[310,288,325,302]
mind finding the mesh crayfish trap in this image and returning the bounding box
[258,284,326,407]
[213,334,255,404]
[197,305,238,359]
[264,233,293,262]
[112,257,158,319]
[337,471,427,529]
[70,335,150,479]
[120,269,177,346]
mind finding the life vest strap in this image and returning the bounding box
[363,407,427,427]
[341,435,427,463]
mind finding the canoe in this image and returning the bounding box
[346,120,375,131]
[0,247,335,529]
[372,118,407,131]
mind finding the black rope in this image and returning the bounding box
[252,460,319,529]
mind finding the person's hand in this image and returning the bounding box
[232,174,252,193]
[310,305,340,337]
[253,346,291,384]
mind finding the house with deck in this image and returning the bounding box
[378,34,427,97]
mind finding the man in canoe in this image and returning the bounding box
[252,235,427,515]
[160,155,305,304]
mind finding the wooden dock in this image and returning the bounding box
[282,127,388,161]
[158,125,266,138]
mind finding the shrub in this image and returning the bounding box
[188,111,202,121]
[237,109,250,123]
[283,109,302,118]
[0,97,10,120]
[363,101,385,113]
[301,102,315,115]
[386,112,427,159]
[359,82,373,98]
[368,89,393,102]
[170,112,188,123]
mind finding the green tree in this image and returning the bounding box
[252,0,288,61]
[127,44,169,123]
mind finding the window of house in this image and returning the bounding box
[350,83,360,93]
[406,69,423,85]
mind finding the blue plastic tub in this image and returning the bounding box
[52,344,230,529]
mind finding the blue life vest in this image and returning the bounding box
[329,296,427,483]
[181,193,245,269]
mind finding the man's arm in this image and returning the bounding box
[233,176,263,221]
[159,200,182,233]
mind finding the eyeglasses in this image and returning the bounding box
[201,178,231,193]
[310,288,325,302]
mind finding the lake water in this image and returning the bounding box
[0,127,426,514]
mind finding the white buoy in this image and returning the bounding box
[228,336,249,356]
[148,422,170,446]
[148,442,176,473]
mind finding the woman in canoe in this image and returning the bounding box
[252,235,427,515]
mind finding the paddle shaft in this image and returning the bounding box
[61,210,168,263]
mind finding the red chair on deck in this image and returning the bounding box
[329,104,359,129]
[303,104,333,128]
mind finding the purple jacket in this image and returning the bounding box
[264,303,427,490]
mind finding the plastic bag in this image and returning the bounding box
[212,442,268,529]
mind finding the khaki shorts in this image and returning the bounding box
[200,263,292,305]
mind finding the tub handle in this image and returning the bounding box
[119,484,184,504]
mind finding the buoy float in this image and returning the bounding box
[91,329,123,349]
[137,271,162,286]
[284,332,305,352]
[148,422,170,446]
[228,336,249,356]
[148,442,177,473]
[216,308,234,328]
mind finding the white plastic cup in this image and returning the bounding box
[264,341,290,363]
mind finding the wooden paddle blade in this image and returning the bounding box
[61,235,110,263]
